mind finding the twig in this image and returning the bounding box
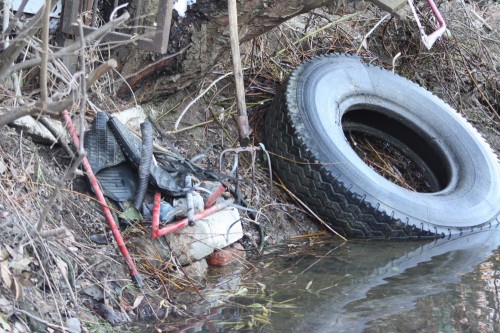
[38,116,75,158]
[87,59,118,86]
[356,14,391,54]
[170,110,237,134]
[40,0,51,103]
[276,12,359,55]
[392,52,401,73]
[0,98,74,128]
[77,19,87,154]
[13,308,80,333]
[299,241,346,275]
[3,12,130,79]
[0,58,117,128]
[39,227,69,239]
[174,72,233,130]
[0,0,57,80]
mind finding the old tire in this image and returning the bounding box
[264,54,500,239]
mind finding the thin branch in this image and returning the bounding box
[174,72,233,130]
[0,0,57,80]
[77,19,87,154]
[0,58,117,128]
[13,308,80,333]
[2,11,130,79]
[40,0,52,103]
[0,98,74,128]
[356,13,391,54]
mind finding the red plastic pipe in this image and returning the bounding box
[152,199,234,238]
[205,184,226,208]
[62,111,143,287]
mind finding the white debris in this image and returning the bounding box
[166,207,243,265]
[174,0,197,17]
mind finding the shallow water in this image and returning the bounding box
[180,229,500,333]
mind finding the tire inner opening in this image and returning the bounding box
[342,108,451,193]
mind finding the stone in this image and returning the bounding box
[206,243,246,267]
[12,116,67,144]
[181,259,208,281]
[166,207,242,265]
[65,318,82,333]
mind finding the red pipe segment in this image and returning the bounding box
[62,111,143,287]
[152,197,234,238]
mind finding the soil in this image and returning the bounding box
[1,1,499,332]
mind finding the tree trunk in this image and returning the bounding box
[116,0,345,101]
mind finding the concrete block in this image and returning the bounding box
[166,207,242,265]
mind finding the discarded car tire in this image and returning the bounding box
[264,54,500,239]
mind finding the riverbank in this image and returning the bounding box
[1,1,499,332]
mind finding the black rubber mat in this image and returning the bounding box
[84,112,136,201]
[95,163,137,202]
[84,112,126,173]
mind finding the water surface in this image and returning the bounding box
[195,229,500,332]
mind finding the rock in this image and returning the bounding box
[181,259,208,281]
[112,106,147,131]
[166,207,243,265]
[12,116,67,144]
[65,318,82,333]
[206,243,245,267]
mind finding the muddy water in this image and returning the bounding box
[179,229,500,333]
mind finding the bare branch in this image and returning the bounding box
[2,11,130,79]
[0,0,58,80]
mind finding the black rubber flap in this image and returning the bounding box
[84,112,126,174]
[95,163,137,202]
[108,116,183,196]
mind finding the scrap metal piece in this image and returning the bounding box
[407,0,447,49]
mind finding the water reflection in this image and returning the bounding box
[206,229,500,333]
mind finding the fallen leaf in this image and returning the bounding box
[0,261,12,288]
[132,294,145,310]
[0,296,12,313]
[9,257,32,274]
[4,244,15,258]
[0,159,7,175]
[0,246,9,261]
[0,313,10,330]
[120,207,143,222]
[54,256,68,281]
[13,277,23,301]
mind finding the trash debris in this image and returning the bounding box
[143,199,176,223]
[71,110,245,285]
[165,207,243,265]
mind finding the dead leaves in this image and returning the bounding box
[0,261,12,289]
[0,245,37,301]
